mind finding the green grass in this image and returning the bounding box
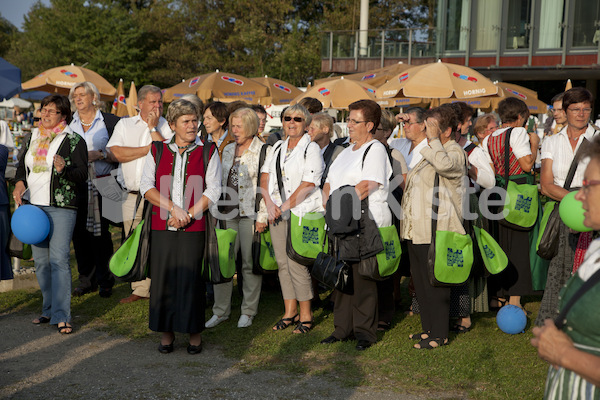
[0,227,549,399]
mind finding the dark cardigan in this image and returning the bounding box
[15,128,88,210]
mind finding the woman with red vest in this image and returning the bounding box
[481,98,540,311]
[140,99,222,354]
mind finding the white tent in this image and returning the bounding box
[0,97,32,109]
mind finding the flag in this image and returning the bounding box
[111,79,128,117]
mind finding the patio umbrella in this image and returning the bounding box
[316,62,412,88]
[377,61,498,100]
[162,70,269,104]
[127,81,138,117]
[21,64,117,100]
[291,77,384,109]
[250,76,303,105]
[111,79,128,117]
[0,57,21,100]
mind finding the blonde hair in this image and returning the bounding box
[69,81,100,109]
[229,107,259,138]
[310,112,334,138]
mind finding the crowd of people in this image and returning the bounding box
[2,81,600,395]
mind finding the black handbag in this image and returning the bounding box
[537,138,590,260]
[311,236,353,295]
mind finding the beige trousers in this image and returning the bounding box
[122,193,151,298]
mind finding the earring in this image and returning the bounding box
[92,100,97,106]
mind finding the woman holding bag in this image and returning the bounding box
[400,105,467,349]
[261,104,324,334]
[205,107,270,329]
[536,88,598,326]
[140,99,221,354]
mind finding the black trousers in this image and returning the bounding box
[72,192,114,290]
[333,257,378,344]
[407,241,450,339]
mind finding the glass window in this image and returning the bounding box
[538,0,564,49]
[445,0,470,51]
[474,0,502,51]
[506,0,531,49]
[572,0,600,47]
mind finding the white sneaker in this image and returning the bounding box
[237,314,254,328]
[205,314,228,328]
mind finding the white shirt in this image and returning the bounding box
[26,127,70,206]
[541,124,598,188]
[389,137,427,170]
[465,141,496,189]
[482,126,532,163]
[326,139,392,228]
[70,110,113,176]
[106,115,173,191]
[139,137,222,230]
[0,120,15,149]
[262,133,324,217]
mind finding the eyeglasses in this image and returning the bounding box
[566,107,593,115]
[284,116,303,123]
[551,108,563,114]
[582,179,600,193]
[40,109,61,116]
[347,119,366,126]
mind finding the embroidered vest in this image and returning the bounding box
[151,143,206,232]
[487,131,524,176]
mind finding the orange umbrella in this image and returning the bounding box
[250,76,303,105]
[316,62,412,88]
[162,70,269,104]
[127,81,138,117]
[377,61,498,100]
[291,77,381,109]
[21,64,117,100]
[111,79,128,117]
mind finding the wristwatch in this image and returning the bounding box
[99,150,106,160]
[150,127,158,133]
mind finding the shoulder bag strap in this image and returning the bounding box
[431,172,440,242]
[254,143,269,214]
[555,267,600,329]
[275,143,287,203]
[503,127,514,188]
[130,141,163,236]
[563,137,591,190]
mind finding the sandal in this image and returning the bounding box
[272,314,299,331]
[408,331,429,341]
[489,297,507,311]
[413,337,448,349]
[450,324,471,333]
[377,321,391,331]
[293,320,313,334]
[32,316,50,324]
[57,323,73,335]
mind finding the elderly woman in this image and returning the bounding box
[204,101,234,158]
[261,104,324,334]
[205,108,270,329]
[140,99,221,354]
[473,113,499,144]
[482,98,540,311]
[13,94,88,333]
[400,105,467,349]
[531,135,600,399]
[536,88,599,326]
[68,81,121,298]
[320,100,392,350]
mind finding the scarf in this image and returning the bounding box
[86,164,102,236]
[31,120,67,173]
[573,231,594,274]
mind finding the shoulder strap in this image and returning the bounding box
[563,138,591,190]
[465,142,477,156]
[275,144,286,203]
[361,142,375,169]
[320,143,339,188]
[254,143,269,213]
[130,141,164,236]
[503,127,513,188]
[431,172,440,241]
[555,267,600,329]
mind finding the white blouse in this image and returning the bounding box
[482,126,532,162]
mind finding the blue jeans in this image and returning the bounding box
[32,206,77,324]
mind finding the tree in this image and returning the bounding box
[0,15,17,57]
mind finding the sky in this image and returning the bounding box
[0,0,51,31]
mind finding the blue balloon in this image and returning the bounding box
[11,205,50,245]
[496,305,527,334]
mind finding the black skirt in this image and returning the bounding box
[149,230,206,334]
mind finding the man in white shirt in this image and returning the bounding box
[107,85,173,304]
[389,107,428,171]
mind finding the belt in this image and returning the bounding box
[129,190,140,194]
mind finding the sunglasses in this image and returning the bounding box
[283,116,303,123]
[33,117,40,122]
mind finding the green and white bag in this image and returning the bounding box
[286,211,327,267]
[202,215,238,284]
[252,229,278,274]
[502,180,539,229]
[473,226,508,275]
[375,225,402,279]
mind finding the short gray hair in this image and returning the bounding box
[69,81,100,108]
[283,104,311,126]
[180,94,204,119]
[310,112,334,138]
[138,85,162,103]
[229,107,259,138]
[166,99,197,125]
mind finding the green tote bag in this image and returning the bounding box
[375,225,402,278]
[286,211,327,267]
[473,226,508,275]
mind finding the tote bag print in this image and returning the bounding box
[504,180,538,228]
[260,230,278,271]
[376,225,402,277]
[434,231,474,284]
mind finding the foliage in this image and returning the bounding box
[0,15,18,57]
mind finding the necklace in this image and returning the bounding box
[570,135,580,142]
[177,143,193,150]
[80,119,93,127]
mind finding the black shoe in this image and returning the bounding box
[158,341,174,354]
[99,287,113,298]
[187,343,203,354]
[72,286,96,297]
[320,335,340,344]
[356,340,373,351]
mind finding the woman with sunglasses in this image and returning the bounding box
[261,104,324,334]
[13,94,88,334]
[536,88,599,326]
[531,135,600,399]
